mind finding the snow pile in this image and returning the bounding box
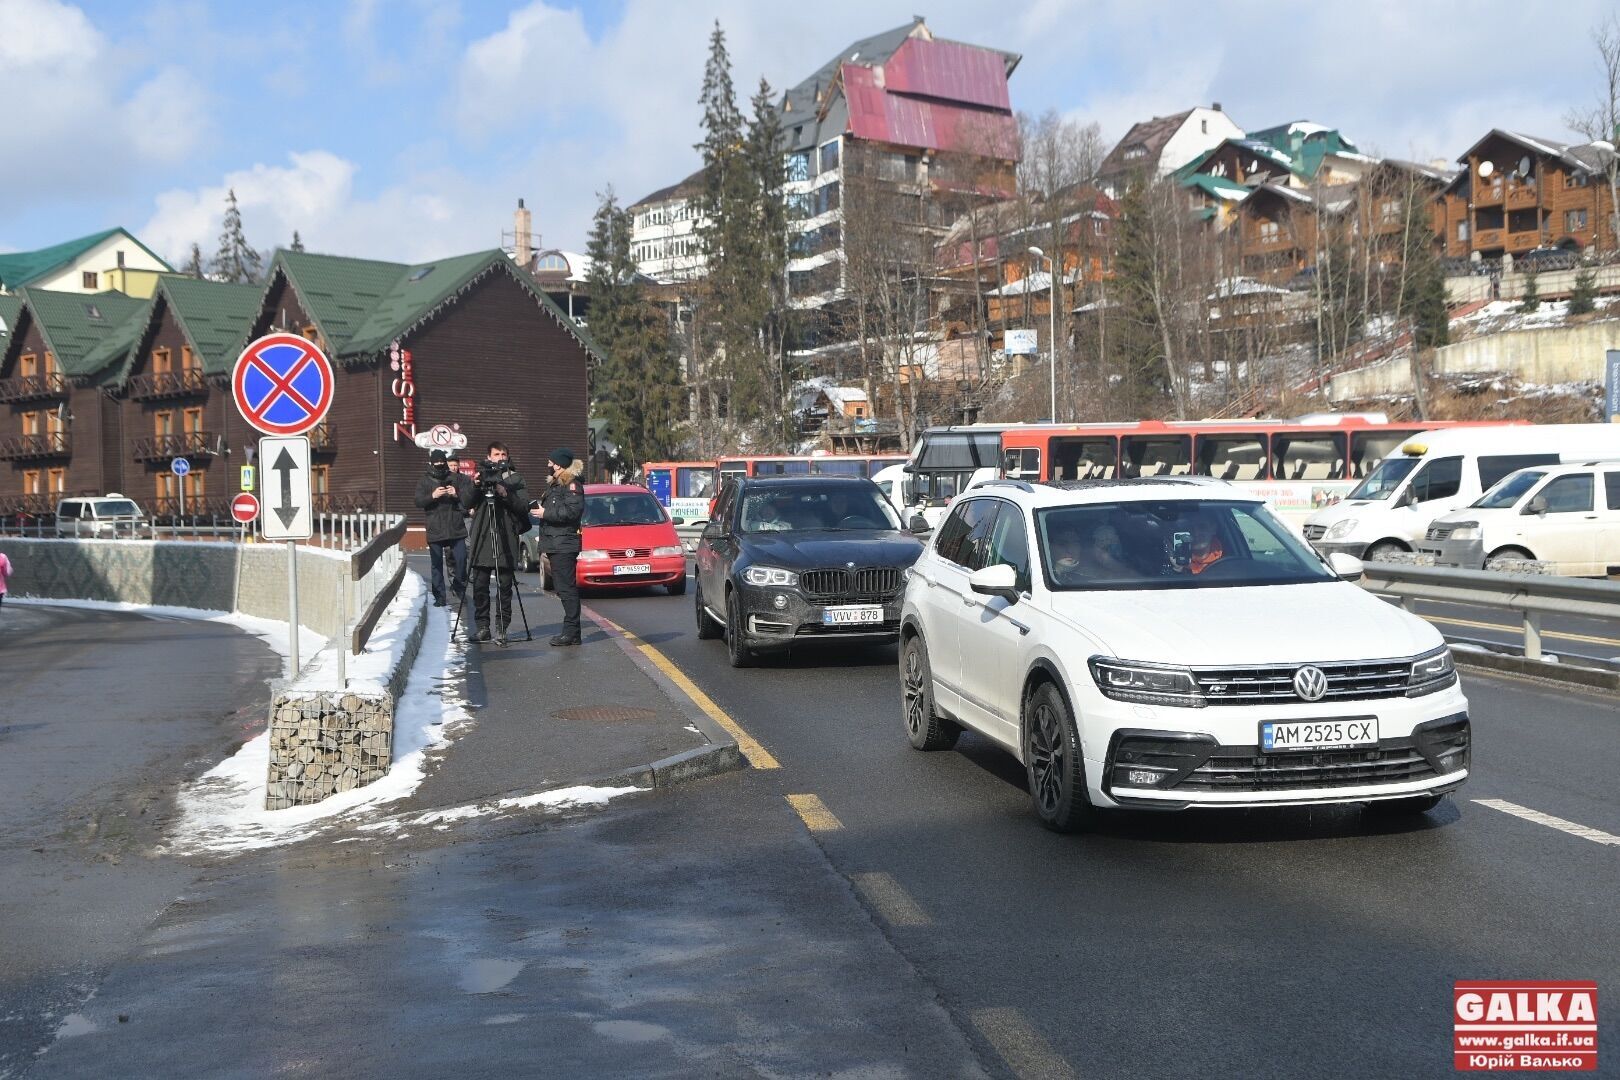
[355,785,646,837]
[295,573,425,694]
[166,595,472,855]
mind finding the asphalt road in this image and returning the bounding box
[0,603,280,1078]
[583,570,1620,1080]
[1407,597,1620,667]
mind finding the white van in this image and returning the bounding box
[1303,424,1620,560]
[55,495,146,538]
[1420,462,1620,576]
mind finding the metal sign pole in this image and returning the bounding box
[337,571,348,687]
[287,539,300,676]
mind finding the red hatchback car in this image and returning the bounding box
[532,484,688,595]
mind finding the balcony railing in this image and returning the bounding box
[313,491,378,513]
[0,432,71,460]
[0,493,63,515]
[309,422,335,451]
[1506,231,1542,252]
[0,372,68,404]
[127,368,209,401]
[1504,185,1539,209]
[1473,228,1503,248]
[1473,182,1504,206]
[148,496,231,521]
[132,431,217,461]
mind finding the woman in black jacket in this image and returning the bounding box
[535,448,585,645]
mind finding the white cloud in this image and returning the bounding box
[0,0,208,209]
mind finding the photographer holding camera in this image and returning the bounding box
[458,441,529,646]
[534,447,585,646]
[414,449,472,608]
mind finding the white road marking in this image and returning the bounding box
[1473,799,1620,846]
[969,1007,1076,1080]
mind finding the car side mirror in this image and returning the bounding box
[701,520,723,539]
[671,515,685,526]
[968,563,1020,604]
[1327,552,1364,581]
[908,513,931,535]
[1395,488,1415,509]
[1524,495,1548,517]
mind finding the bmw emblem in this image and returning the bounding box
[847,561,855,568]
[1293,665,1328,702]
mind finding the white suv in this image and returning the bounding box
[899,479,1469,832]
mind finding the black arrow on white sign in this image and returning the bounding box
[272,448,299,528]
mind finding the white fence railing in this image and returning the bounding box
[0,511,394,550]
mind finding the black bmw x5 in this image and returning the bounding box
[693,476,926,667]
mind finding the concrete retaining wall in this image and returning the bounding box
[1446,264,1620,304]
[1329,319,1620,400]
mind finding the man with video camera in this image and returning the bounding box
[459,441,529,646]
[414,449,472,608]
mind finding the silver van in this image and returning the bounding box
[55,495,146,538]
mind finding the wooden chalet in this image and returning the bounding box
[1440,130,1618,260]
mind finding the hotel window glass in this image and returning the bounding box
[22,411,39,436]
[153,347,172,373]
[19,353,36,377]
[786,151,811,183]
[181,345,199,370]
[156,472,178,505]
[818,140,840,174]
[814,182,840,216]
[23,470,41,495]
[183,407,203,435]
[47,468,65,494]
[183,470,206,511]
[44,352,54,374]
[1567,209,1589,232]
[1457,221,1469,242]
[154,410,174,436]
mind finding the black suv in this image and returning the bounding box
[693,476,925,666]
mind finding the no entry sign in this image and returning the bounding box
[231,491,260,524]
[232,333,335,437]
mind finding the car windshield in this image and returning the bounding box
[96,500,140,517]
[740,484,901,533]
[582,492,665,526]
[1346,456,1420,500]
[1037,500,1336,591]
[1473,470,1546,509]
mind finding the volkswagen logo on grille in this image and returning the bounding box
[1293,665,1329,702]
[626,549,637,558]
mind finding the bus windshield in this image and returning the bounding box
[1346,456,1420,500]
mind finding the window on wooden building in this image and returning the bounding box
[1566,209,1590,232]
[153,347,172,373]
[181,346,199,371]
[183,470,205,510]
[1259,220,1280,243]
[156,472,178,505]
[47,468,65,493]
[182,407,203,435]
[19,353,36,378]
[22,469,41,495]
[301,324,322,349]
[154,410,174,436]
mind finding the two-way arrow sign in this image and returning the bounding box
[258,436,312,540]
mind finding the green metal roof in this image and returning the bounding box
[272,249,412,354]
[158,278,264,374]
[16,288,148,376]
[78,296,154,379]
[0,228,173,290]
[0,294,21,346]
[1184,173,1252,200]
[343,250,506,356]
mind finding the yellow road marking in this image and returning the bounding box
[1474,799,1620,846]
[590,612,780,769]
[851,872,932,926]
[1422,613,1620,650]
[969,1007,1076,1080]
[785,793,843,832]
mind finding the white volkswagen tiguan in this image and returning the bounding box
[899,479,1469,832]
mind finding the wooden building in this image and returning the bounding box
[1439,130,1617,260]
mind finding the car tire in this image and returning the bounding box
[1363,540,1406,562]
[724,589,753,668]
[1485,546,1534,569]
[694,581,722,640]
[667,573,687,596]
[902,634,959,751]
[1365,794,1444,817]
[1023,681,1095,833]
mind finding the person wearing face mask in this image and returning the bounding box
[415,449,472,607]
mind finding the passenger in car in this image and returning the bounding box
[1188,515,1226,575]
[1087,524,1134,577]
[745,496,794,532]
[1048,528,1086,582]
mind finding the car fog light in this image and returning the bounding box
[773,594,788,610]
[1127,768,1167,787]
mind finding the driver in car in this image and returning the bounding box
[747,496,793,532]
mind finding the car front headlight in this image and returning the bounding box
[1324,518,1358,540]
[579,549,609,561]
[1446,522,1480,541]
[1088,657,1206,708]
[743,565,799,587]
[1407,647,1457,696]
[652,545,686,557]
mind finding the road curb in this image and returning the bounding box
[1452,646,1620,692]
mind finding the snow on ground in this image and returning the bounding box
[166,586,477,855]
[1452,297,1617,337]
[7,597,325,680]
[354,785,647,837]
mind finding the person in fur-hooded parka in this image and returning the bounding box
[535,449,586,645]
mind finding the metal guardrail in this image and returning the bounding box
[331,515,407,686]
[1359,562,1620,660]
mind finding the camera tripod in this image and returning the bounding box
[450,481,533,647]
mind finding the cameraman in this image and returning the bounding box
[414,449,471,608]
[459,441,529,645]
[534,447,585,646]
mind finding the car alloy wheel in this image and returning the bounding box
[1024,682,1093,833]
[902,634,958,751]
[725,589,753,668]
[694,581,721,639]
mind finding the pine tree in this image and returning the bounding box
[184,243,204,279]
[1569,266,1598,315]
[1518,269,1540,313]
[585,189,686,470]
[211,189,262,284]
[1397,193,1449,350]
[290,230,305,253]
[744,76,789,442]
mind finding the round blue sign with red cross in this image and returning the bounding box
[231,333,335,437]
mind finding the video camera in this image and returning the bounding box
[475,458,509,493]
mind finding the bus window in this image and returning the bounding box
[916,431,1001,470]
[1349,431,1412,478]
[755,459,811,475]
[867,456,907,477]
[1194,434,1267,480]
[719,459,748,484]
[677,467,715,498]
[1004,447,1040,480]
[1120,436,1191,478]
[1271,433,1346,480]
[811,458,866,476]
[1051,437,1116,480]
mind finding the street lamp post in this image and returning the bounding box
[1028,246,1057,421]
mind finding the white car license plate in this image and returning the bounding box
[822,605,884,626]
[1261,718,1378,752]
[613,563,651,575]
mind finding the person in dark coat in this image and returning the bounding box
[459,441,529,645]
[534,448,586,646]
[414,449,472,607]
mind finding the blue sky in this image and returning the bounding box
[1,0,1613,265]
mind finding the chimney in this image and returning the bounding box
[1212,102,1222,112]
[514,198,533,268]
